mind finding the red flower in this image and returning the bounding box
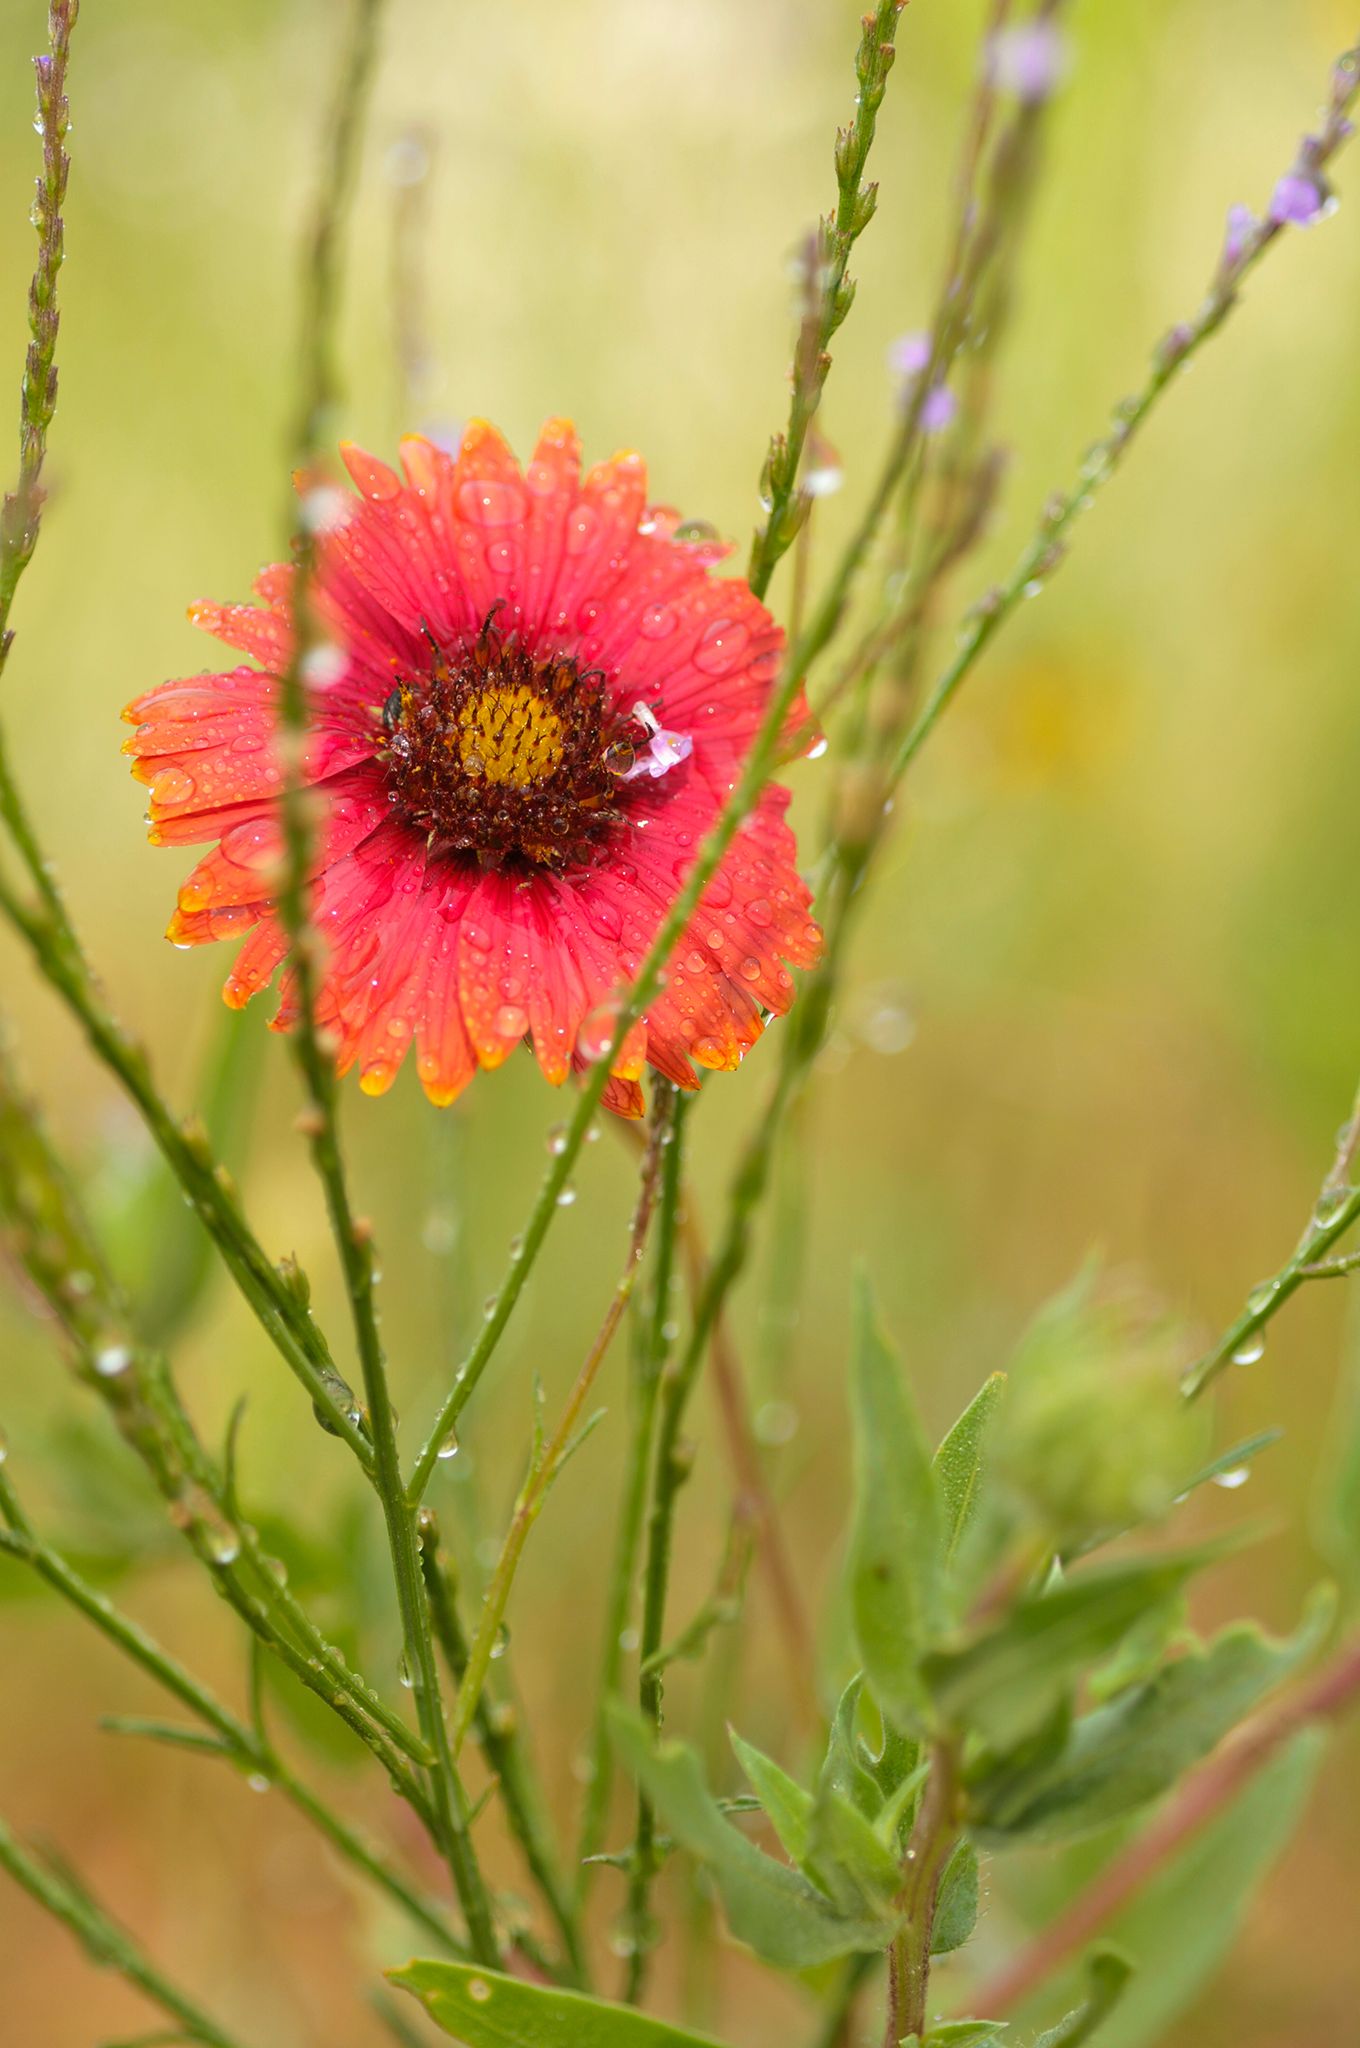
[124,420,822,1115]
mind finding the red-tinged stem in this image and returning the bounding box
[966,1633,1360,2022]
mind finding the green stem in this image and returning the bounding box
[419,1515,587,1983]
[0,1816,244,2048]
[884,1743,961,2048]
[0,1467,464,1957]
[576,1090,690,1904]
[449,1094,673,1768]
[748,0,906,600]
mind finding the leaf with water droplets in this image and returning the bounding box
[390,1958,729,2045]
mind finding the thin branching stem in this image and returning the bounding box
[449,1090,675,1767]
[270,0,499,1963]
[419,1516,587,1984]
[576,1090,691,1907]
[0,1814,245,2048]
[0,1468,465,1957]
[965,1631,1360,2022]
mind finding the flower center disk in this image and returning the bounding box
[382,615,640,872]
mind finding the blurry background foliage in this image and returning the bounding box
[1,0,1359,2043]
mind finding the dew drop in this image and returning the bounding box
[436,1430,461,1462]
[1231,1333,1266,1366]
[93,1343,133,1379]
[1212,1466,1251,1491]
[546,1122,569,1156]
[556,1184,578,1208]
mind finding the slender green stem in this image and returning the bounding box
[811,1955,879,2048]
[0,1037,431,1792]
[449,1094,673,1768]
[884,1743,962,2048]
[748,0,906,600]
[0,0,76,671]
[888,39,1360,798]
[263,0,499,1965]
[1182,1182,1360,1400]
[0,1817,244,2048]
[419,1515,587,1984]
[0,1467,465,1957]
[576,1090,690,1903]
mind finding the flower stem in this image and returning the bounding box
[576,1090,690,1906]
[965,1632,1360,2023]
[884,1743,962,2048]
[448,1090,674,1766]
[0,1466,465,1958]
[748,0,907,601]
[0,1815,245,2048]
[418,1516,588,1984]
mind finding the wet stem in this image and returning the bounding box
[885,1744,962,2048]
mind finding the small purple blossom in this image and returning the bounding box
[887,330,931,378]
[988,21,1071,105]
[1270,168,1330,226]
[921,384,958,434]
[621,701,693,783]
[1221,202,1256,268]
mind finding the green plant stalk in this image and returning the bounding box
[0,872,370,1459]
[0,1468,465,1957]
[404,333,928,1504]
[0,1039,432,1792]
[258,0,499,1968]
[0,1815,244,2048]
[630,31,1360,1658]
[748,0,905,600]
[811,1955,880,2048]
[1182,1181,1360,1400]
[885,1743,962,2048]
[448,1093,673,1769]
[0,0,364,1461]
[418,1515,587,1984]
[576,1089,690,1904]
[966,1630,1360,2021]
[887,37,1360,798]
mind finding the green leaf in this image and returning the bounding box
[729,1729,812,1865]
[931,1838,980,1955]
[934,1374,1006,1565]
[972,1594,1332,1843]
[819,1677,885,1819]
[805,1770,903,1914]
[1032,1947,1132,2047]
[608,1706,895,1967]
[1017,1731,1324,2048]
[390,1960,728,2046]
[901,2024,1006,2047]
[848,1275,945,1728]
[922,1553,1209,1750]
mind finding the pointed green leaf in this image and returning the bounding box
[1029,1732,1324,2048]
[806,1771,904,1913]
[931,1838,980,1955]
[608,1706,895,1967]
[390,1960,728,2046]
[730,1729,813,1866]
[819,1677,884,1819]
[972,1593,1333,1843]
[922,1553,1209,1750]
[934,1374,1006,1564]
[1032,1948,1132,2047]
[848,1276,945,1728]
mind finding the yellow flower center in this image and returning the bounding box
[457,685,565,788]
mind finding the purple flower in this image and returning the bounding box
[921,384,958,434]
[1270,169,1330,227]
[989,21,1070,104]
[1221,202,1256,268]
[887,331,931,378]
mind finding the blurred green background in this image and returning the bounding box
[2,0,1359,2040]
